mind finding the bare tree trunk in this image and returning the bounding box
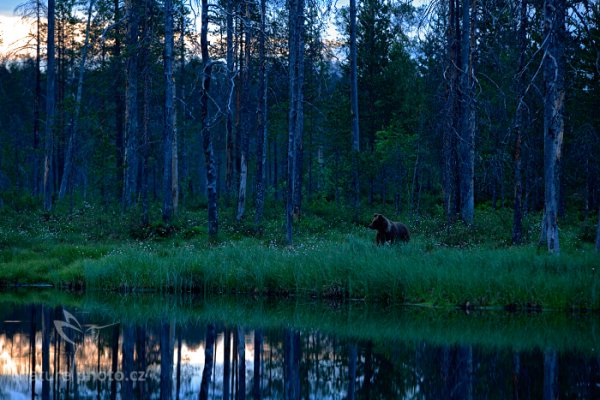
[123,0,140,209]
[237,327,246,400]
[140,0,151,225]
[350,0,360,218]
[201,0,218,238]
[59,0,95,200]
[459,0,475,225]
[121,325,135,399]
[253,330,262,399]
[113,0,125,201]
[286,0,298,245]
[199,324,215,400]
[225,0,235,200]
[237,4,252,221]
[160,321,175,400]
[542,0,565,254]
[348,345,357,400]
[255,0,267,226]
[43,0,56,212]
[543,349,558,400]
[32,0,42,196]
[163,0,176,222]
[512,0,527,245]
[443,0,458,226]
[293,0,305,216]
[595,206,600,251]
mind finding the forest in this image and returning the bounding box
[0,0,600,304]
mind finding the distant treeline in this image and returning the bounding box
[0,0,599,249]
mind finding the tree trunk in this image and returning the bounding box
[163,0,176,222]
[140,0,151,225]
[32,0,42,196]
[123,0,140,209]
[199,324,215,400]
[113,0,125,201]
[253,330,262,399]
[43,0,56,212]
[286,0,298,245]
[121,325,135,399]
[595,206,600,251]
[459,0,475,225]
[160,321,175,400]
[200,0,218,238]
[512,0,527,245]
[350,0,360,217]
[59,0,95,200]
[543,349,558,400]
[255,0,267,226]
[223,329,231,400]
[542,0,565,254]
[237,327,246,400]
[443,0,459,225]
[225,0,235,200]
[237,4,252,221]
[293,0,305,215]
[348,344,357,400]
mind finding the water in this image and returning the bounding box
[0,291,598,399]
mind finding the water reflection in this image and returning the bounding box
[0,302,598,399]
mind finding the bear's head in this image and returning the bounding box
[368,213,389,232]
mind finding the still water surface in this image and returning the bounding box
[0,292,598,399]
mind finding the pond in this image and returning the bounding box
[0,290,598,399]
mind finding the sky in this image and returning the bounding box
[0,0,33,58]
[0,0,430,59]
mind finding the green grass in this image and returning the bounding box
[1,201,599,310]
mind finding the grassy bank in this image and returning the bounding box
[1,202,599,310]
[1,289,598,354]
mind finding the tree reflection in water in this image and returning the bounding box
[0,303,598,399]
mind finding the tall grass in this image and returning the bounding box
[81,236,599,310]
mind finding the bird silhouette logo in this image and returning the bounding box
[54,309,117,345]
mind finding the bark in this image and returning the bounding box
[237,4,252,221]
[41,306,51,400]
[114,0,125,199]
[43,0,56,212]
[253,330,263,399]
[59,0,95,199]
[459,0,475,225]
[160,321,175,400]
[255,0,267,226]
[595,206,600,251]
[286,0,298,245]
[225,0,235,199]
[33,0,42,196]
[444,0,459,224]
[123,0,140,209]
[542,0,565,254]
[223,329,231,400]
[199,324,215,400]
[293,0,305,215]
[512,0,527,245]
[140,0,151,225]
[348,345,357,400]
[543,350,558,400]
[200,0,218,237]
[163,0,176,222]
[121,325,135,399]
[237,327,246,400]
[350,0,360,216]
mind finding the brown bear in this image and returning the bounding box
[368,213,410,245]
